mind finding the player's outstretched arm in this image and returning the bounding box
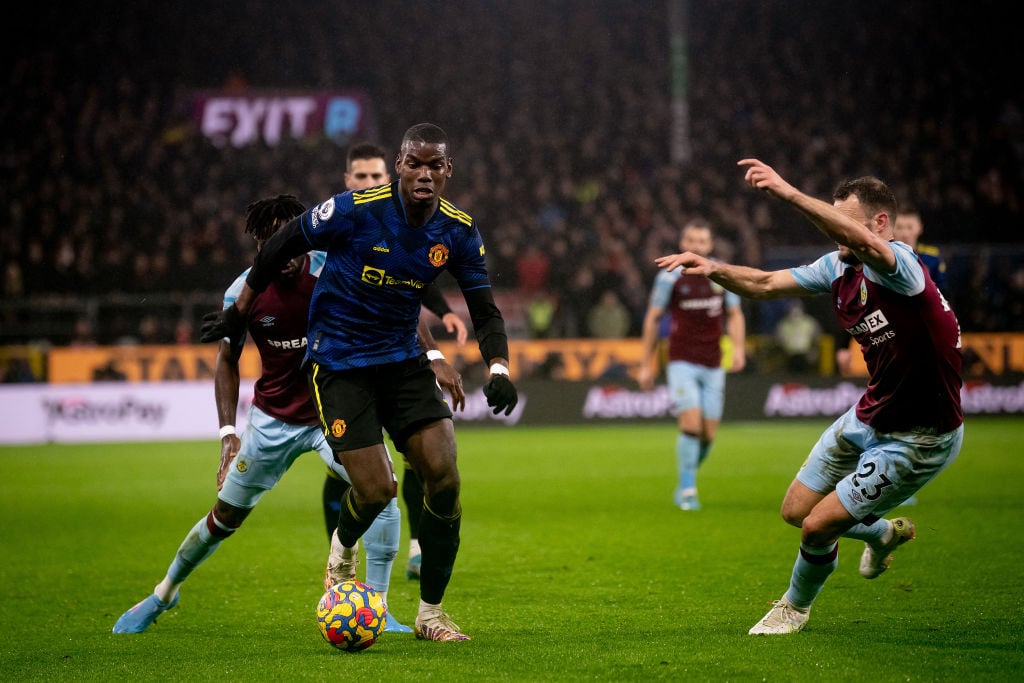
[653,252,804,300]
[738,158,896,273]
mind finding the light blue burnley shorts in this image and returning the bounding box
[666,360,726,419]
[219,405,350,509]
[797,405,964,521]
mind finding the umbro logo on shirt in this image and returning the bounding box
[259,315,275,327]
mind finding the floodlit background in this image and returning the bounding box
[2,0,1022,354]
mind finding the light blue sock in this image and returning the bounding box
[784,541,838,610]
[166,511,236,584]
[363,498,401,596]
[842,518,890,544]
[676,433,700,492]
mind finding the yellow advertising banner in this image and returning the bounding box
[842,333,1024,377]
[47,340,647,383]
[432,338,648,382]
[48,345,263,383]
[45,333,1024,384]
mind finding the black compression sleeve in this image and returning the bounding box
[462,286,509,362]
[421,283,452,319]
[244,217,312,293]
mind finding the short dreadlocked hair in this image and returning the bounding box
[244,194,306,242]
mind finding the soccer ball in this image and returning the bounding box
[315,581,387,651]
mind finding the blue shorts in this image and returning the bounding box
[797,405,964,521]
[666,360,725,419]
[219,405,350,509]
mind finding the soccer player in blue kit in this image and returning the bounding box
[201,123,518,642]
[320,142,469,584]
[656,158,963,635]
[112,194,463,634]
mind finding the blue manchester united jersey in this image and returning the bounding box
[299,182,490,370]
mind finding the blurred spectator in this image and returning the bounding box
[774,299,822,374]
[515,244,551,296]
[526,291,557,339]
[559,265,597,338]
[136,315,167,345]
[174,318,194,344]
[1005,268,1024,331]
[69,317,98,347]
[587,289,632,339]
[1,357,39,383]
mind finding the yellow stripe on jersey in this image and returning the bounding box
[352,185,393,205]
[439,197,473,226]
[310,362,330,437]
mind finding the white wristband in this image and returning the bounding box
[219,425,236,439]
[489,363,509,376]
[426,349,445,361]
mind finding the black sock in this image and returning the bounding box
[418,500,461,605]
[322,474,350,542]
[402,467,424,543]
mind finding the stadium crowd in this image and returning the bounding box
[2,1,1022,348]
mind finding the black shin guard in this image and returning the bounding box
[418,501,461,605]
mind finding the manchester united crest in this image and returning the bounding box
[331,419,347,438]
[428,244,450,267]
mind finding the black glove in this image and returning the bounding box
[483,374,518,416]
[200,305,245,344]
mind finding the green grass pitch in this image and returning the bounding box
[1,418,1022,681]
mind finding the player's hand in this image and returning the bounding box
[483,374,518,416]
[654,251,713,275]
[441,312,469,346]
[216,433,241,490]
[200,305,245,344]
[730,349,747,373]
[637,363,656,392]
[430,358,466,412]
[737,158,797,200]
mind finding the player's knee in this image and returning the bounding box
[351,479,395,508]
[423,476,460,518]
[423,467,460,499]
[780,501,807,528]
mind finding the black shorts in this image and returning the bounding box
[308,355,453,453]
